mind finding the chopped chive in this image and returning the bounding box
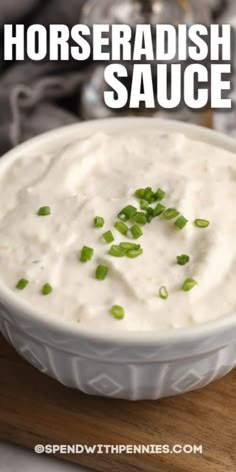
[177,254,190,266]
[146,207,154,223]
[95,265,109,280]
[102,230,114,244]
[175,215,188,229]
[118,205,137,221]
[94,216,104,228]
[118,214,128,222]
[109,245,127,257]
[41,283,53,295]
[126,248,143,258]
[144,187,156,203]
[37,206,51,216]
[120,242,140,250]
[114,221,128,235]
[111,305,125,320]
[135,187,165,203]
[135,188,146,199]
[132,212,147,225]
[155,188,165,201]
[16,278,29,290]
[140,199,149,210]
[146,207,154,214]
[130,224,143,239]
[194,219,210,228]
[163,208,180,220]
[182,278,198,292]
[80,245,94,262]
[153,203,166,217]
[159,286,168,300]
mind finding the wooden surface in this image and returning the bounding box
[0,335,235,472]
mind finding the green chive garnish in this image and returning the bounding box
[135,186,165,203]
[177,254,190,266]
[114,221,128,235]
[153,203,166,217]
[140,199,149,211]
[118,205,137,221]
[126,248,143,258]
[182,278,198,291]
[146,207,154,223]
[135,188,146,199]
[94,216,104,228]
[103,230,114,244]
[194,219,210,228]
[132,212,147,225]
[80,246,94,262]
[111,305,125,320]
[175,215,188,229]
[16,278,29,290]
[108,242,143,257]
[155,188,165,201]
[37,206,51,216]
[163,208,180,220]
[144,187,156,203]
[119,242,140,250]
[41,283,53,295]
[95,265,109,280]
[159,286,168,300]
[109,245,127,257]
[130,224,143,239]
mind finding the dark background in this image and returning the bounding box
[0,0,233,155]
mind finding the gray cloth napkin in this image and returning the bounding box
[0,0,233,155]
[0,0,86,155]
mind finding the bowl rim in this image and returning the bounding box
[1,116,236,346]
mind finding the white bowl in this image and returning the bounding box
[0,118,236,400]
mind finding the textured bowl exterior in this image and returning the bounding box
[0,118,236,400]
[0,299,236,400]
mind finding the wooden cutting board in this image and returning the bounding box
[0,335,235,472]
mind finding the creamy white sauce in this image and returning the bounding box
[0,130,236,331]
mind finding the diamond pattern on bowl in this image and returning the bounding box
[172,370,203,393]
[88,374,123,396]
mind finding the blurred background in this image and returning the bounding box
[0,0,235,155]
